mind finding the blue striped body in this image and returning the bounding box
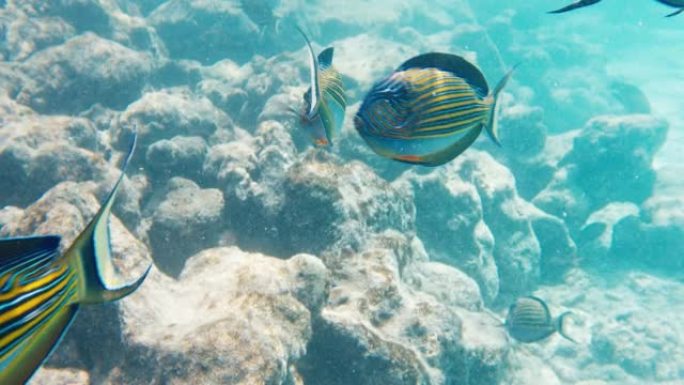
[354,53,512,167]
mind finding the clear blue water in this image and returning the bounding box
[0,1,682,384]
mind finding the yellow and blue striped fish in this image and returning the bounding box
[296,27,346,147]
[550,0,684,17]
[354,53,515,166]
[0,135,150,385]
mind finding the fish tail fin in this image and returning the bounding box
[65,132,151,304]
[484,64,518,146]
[556,311,577,343]
[666,8,684,17]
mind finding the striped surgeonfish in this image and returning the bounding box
[550,0,684,17]
[505,296,576,343]
[295,26,346,147]
[0,134,150,385]
[353,52,515,166]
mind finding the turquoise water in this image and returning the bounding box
[0,1,682,384]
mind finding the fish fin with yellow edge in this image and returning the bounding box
[64,132,151,304]
[556,311,578,343]
[484,64,518,147]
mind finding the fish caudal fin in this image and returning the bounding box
[484,64,517,146]
[64,132,151,304]
[666,8,684,17]
[556,311,577,343]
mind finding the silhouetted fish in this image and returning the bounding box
[657,0,684,17]
[354,53,515,166]
[295,26,346,147]
[505,296,576,343]
[549,0,602,14]
[610,81,651,114]
[0,134,150,384]
[550,0,684,17]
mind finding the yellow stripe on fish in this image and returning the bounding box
[354,52,515,166]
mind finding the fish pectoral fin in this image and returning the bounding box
[666,8,684,17]
[548,0,603,14]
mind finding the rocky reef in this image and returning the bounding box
[0,0,682,384]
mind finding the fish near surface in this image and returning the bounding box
[354,52,515,167]
[550,0,684,16]
[295,26,346,147]
[0,134,150,385]
[505,296,576,343]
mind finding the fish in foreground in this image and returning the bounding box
[0,134,150,385]
[505,296,576,343]
[354,53,515,167]
[295,26,346,147]
[549,0,684,17]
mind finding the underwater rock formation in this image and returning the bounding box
[106,247,328,385]
[17,33,154,114]
[144,177,224,276]
[30,368,89,385]
[398,150,576,303]
[301,231,508,385]
[534,114,668,231]
[115,87,236,150]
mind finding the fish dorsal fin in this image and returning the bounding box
[527,296,552,322]
[318,47,334,70]
[65,133,150,304]
[296,25,321,118]
[398,52,489,97]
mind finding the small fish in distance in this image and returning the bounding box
[505,296,576,343]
